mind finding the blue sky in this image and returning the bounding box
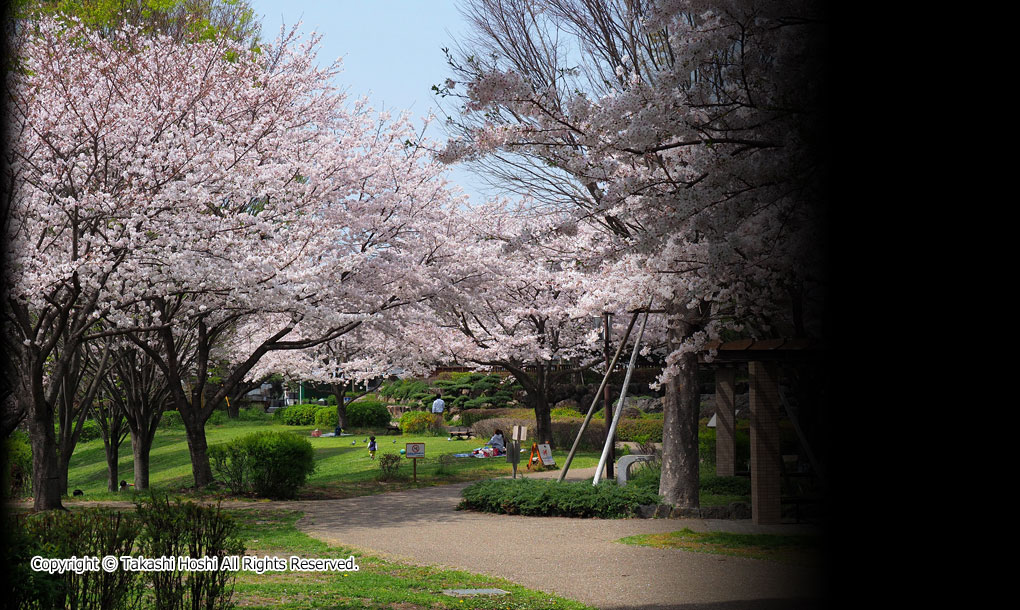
[248,0,490,204]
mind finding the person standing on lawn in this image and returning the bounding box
[368,436,377,459]
[431,392,445,429]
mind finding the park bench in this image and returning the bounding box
[386,422,402,434]
[447,426,472,440]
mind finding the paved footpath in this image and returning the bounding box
[14,465,827,609]
[283,466,827,610]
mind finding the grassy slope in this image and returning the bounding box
[63,419,600,502]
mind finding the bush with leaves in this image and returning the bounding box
[459,478,661,518]
[279,403,320,426]
[4,431,33,498]
[399,410,438,434]
[314,406,338,430]
[135,495,245,610]
[8,509,142,610]
[346,399,390,428]
[237,406,269,421]
[209,431,316,498]
[378,453,403,480]
[159,410,183,429]
[615,418,664,443]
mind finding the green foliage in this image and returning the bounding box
[615,418,664,443]
[460,478,662,518]
[236,406,269,422]
[207,410,227,426]
[159,410,183,429]
[135,494,245,610]
[377,453,402,480]
[378,378,431,402]
[551,406,582,419]
[8,508,142,609]
[79,418,102,441]
[4,431,33,498]
[13,0,262,45]
[313,406,338,430]
[698,423,751,468]
[209,431,316,498]
[700,474,752,496]
[279,403,319,426]
[346,399,390,428]
[399,410,438,434]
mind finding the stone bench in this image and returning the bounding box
[616,454,656,486]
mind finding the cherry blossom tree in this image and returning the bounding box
[437,0,828,506]
[4,17,467,505]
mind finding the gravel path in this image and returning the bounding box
[284,466,826,610]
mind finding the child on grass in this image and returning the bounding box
[368,436,377,459]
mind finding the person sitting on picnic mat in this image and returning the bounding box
[487,429,506,455]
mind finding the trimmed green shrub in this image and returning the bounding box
[615,418,664,443]
[399,410,438,434]
[459,408,532,427]
[207,410,227,425]
[551,406,582,419]
[460,478,661,518]
[210,431,316,498]
[4,431,32,498]
[470,417,534,442]
[135,495,245,610]
[280,403,319,426]
[378,379,431,402]
[346,399,390,428]
[314,406,339,430]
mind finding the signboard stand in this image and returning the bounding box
[527,443,556,470]
[405,443,425,482]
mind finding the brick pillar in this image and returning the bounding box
[714,367,736,477]
[749,360,782,525]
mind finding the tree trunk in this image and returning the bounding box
[29,407,65,511]
[659,319,702,509]
[57,446,72,496]
[333,382,348,431]
[131,432,153,490]
[532,393,553,447]
[182,415,214,488]
[226,397,239,419]
[105,440,119,492]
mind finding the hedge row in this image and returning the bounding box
[459,478,662,518]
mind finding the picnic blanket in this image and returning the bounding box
[453,446,507,458]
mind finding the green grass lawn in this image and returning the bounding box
[62,418,601,502]
[616,527,823,565]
